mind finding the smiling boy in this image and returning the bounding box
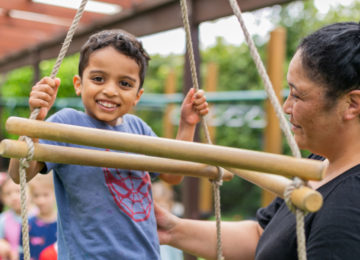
[8,29,208,259]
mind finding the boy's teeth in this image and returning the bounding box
[98,101,116,108]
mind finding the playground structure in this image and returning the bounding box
[0,1,328,260]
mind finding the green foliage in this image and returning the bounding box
[145,54,184,93]
[40,53,80,98]
[2,66,33,97]
[201,38,265,91]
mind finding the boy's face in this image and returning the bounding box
[1,180,21,214]
[74,46,144,126]
[31,186,56,217]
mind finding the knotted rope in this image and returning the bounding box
[179,0,224,259]
[228,0,307,259]
[19,1,89,259]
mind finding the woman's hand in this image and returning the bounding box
[155,202,180,245]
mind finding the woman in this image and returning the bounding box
[155,22,360,260]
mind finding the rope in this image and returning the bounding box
[228,1,307,259]
[19,1,89,259]
[284,178,308,260]
[179,0,224,259]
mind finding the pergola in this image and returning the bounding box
[0,0,295,75]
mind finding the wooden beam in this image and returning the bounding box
[229,168,322,212]
[0,0,295,73]
[0,0,105,23]
[96,0,137,8]
[0,139,322,213]
[0,14,68,33]
[0,139,233,181]
[5,117,327,180]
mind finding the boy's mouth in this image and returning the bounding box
[97,100,119,109]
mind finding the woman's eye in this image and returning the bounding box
[291,93,300,99]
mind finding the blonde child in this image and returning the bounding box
[0,173,21,260]
[20,173,57,260]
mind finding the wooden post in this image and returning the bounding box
[199,62,218,216]
[163,70,176,139]
[262,27,287,207]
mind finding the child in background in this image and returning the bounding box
[0,173,21,260]
[20,173,57,260]
[9,29,208,259]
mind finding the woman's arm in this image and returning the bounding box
[155,203,263,260]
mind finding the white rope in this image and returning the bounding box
[179,0,224,259]
[19,1,89,259]
[228,1,307,259]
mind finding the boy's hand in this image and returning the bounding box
[29,77,60,120]
[180,88,209,126]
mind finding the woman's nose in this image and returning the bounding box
[283,96,292,114]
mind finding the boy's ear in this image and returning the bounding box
[344,90,360,120]
[73,75,82,96]
[133,88,144,106]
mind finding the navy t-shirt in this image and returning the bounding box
[256,159,360,259]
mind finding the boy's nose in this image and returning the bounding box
[103,83,118,96]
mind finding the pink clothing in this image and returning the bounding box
[3,210,21,251]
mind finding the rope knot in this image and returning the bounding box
[284,177,308,214]
[213,166,224,186]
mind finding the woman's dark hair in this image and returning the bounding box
[78,29,150,89]
[298,22,360,101]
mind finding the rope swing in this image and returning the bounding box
[19,1,89,259]
[228,0,309,259]
[179,0,225,259]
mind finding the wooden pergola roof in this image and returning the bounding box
[0,0,294,74]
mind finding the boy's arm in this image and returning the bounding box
[159,88,209,185]
[8,156,45,184]
[8,77,60,184]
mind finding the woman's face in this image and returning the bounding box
[283,50,345,156]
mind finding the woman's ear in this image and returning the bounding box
[344,90,360,120]
[73,75,82,96]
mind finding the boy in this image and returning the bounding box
[20,173,57,260]
[9,29,208,259]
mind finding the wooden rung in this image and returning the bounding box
[0,139,322,212]
[0,139,233,181]
[5,117,327,180]
[229,168,322,212]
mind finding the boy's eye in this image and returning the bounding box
[92,76,104,83]
[119,80,132,88]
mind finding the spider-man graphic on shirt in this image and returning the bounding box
[103,167,152,222]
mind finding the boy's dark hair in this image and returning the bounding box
[298,22,360,102]
[79,29,150,88]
